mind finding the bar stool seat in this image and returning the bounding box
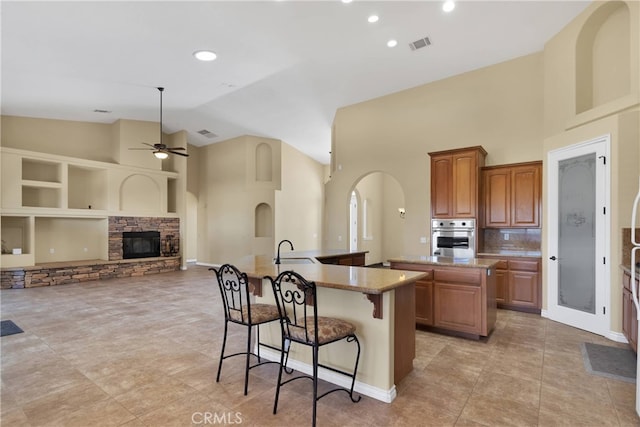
[229,303,280,324]
[288,316,356,344]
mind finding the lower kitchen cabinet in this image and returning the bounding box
[414,271,434,325]
[622,269,638,353]
[389,261,496,337]
[479,256,541,313]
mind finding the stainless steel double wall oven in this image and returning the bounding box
[431,219,476,258]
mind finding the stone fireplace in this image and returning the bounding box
[109,216,180,261]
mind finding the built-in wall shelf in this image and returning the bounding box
[1,147,181,268]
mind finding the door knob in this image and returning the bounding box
[549,256,557,260]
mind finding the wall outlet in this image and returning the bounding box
[83,247,88,252]
[504,233,510,241]
[49,248,55,254]
[419,236,427,244]
[338,235,342,242]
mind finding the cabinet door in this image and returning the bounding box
[431,156,453,218]
[623,287,632,344]
[433,282,482,334]
[415,279,434,326]
[511,164,541,227]
[495,269,507,304]
[632,299,638,353]
[483,168,511,227]
[633,276,639,353]
[452,151,477,218]
[508,270,540,308]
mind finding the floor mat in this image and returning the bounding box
[1,320,24,337]
[581,342,636,383]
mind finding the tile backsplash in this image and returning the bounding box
[622,228,640,267]
[482,228,541,252]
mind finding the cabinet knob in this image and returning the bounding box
[549,256,557,261]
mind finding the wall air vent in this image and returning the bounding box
[93,109,112,113]
[409,37,431,51]
[197,129,218,139]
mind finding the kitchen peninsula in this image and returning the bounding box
[231,250,427,403]
[388,256,498,338]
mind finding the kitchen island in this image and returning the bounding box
[231,252,427,403]
[388,256,498,338]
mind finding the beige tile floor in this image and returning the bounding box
[1,265,639,426]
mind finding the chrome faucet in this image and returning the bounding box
[275,239,294,264]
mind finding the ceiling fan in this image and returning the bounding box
[129,87,189,159]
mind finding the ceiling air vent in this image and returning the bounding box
[197,129,218,139]
[409,37,431,51]
[93,109,112,113]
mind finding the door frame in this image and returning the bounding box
[545,134,611,337]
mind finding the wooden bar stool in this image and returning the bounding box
[267,270,361,427]
[211,264,281,395]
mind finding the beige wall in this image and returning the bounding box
[275,142,324,253]
[541,0,640,334]
[326,52,544,255]
[1,116,114,162]
[195,135,325,265]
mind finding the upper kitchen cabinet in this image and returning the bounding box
[429,146,487,219]
[482,161,541,228]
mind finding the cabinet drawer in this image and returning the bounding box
[508,259,539,272]
[495,260,508,269]
[434,268,481,285]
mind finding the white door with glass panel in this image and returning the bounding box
[546,135,610,336]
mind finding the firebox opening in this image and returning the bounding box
[122,231,161,259]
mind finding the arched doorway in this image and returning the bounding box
[349,172,405,266]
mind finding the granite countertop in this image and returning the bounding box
[477,250,542,258]
[232,254,426,294]
[387,255,499,269]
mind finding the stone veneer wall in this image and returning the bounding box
[1,258,180,289]
[109,216,180,260]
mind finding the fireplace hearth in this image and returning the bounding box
[122,231,161,259]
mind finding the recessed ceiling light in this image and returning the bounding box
[387,39,398,48]
[368,15,379,23]
[443,0,455,13]
[341,0,353,3]
[193,50,217,61]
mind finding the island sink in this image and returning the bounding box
[274,257,315,265]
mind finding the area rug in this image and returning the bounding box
[1,320,24,337]
[581,342,636,383]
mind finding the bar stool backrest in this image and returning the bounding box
[213,264,252,325]
[270,270,318,345]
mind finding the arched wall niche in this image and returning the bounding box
[119,174,161,211]
[255,202,273,238]
[255,143,273,182]
[349,171,405,265]
[575,1,630,114]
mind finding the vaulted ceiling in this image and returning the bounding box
[1,1,591,164]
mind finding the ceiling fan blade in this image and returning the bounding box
[129,147,154,150]
[168,147,186,150]
[142,142,158,148]
[168,150,189,157]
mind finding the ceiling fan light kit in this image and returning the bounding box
[129,86,189,158]
[153,150,169,159]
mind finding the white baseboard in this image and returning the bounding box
[196,261,219,268]
[541,309,629,344]
[258,347,397,403]
[607,331,629,343]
